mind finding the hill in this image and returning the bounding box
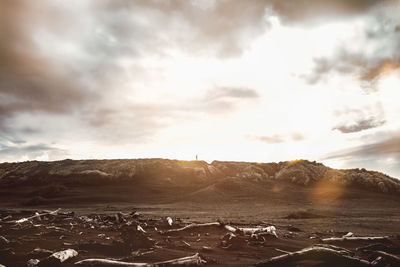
[0,158,399,207]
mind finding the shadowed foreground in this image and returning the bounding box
[0,159,399,266]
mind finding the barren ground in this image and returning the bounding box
[1,181,400,266]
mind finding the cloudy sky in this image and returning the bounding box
[1,0,400,178]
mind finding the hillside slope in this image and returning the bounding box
[0,158,399,207]
[1,158,399,192]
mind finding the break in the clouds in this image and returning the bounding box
[1,0,400,178]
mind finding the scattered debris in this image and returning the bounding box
[0,235,10,245]
[1,207,399,266]
[275,248,291,254]
[371,250,400,266]
[224,225,237,233]
[357,243,400,254]
[27,249,78,266]
[202,246,212,252]
[220,232,244,249]
[322,236,390,242]
[343,232,354,238]
[255,245,371,267]
[75,253,206,266]
[166,217,173,226]
[162,222,221,234]
[27,258,40,267]
[181,240,191,247]
[137,225,146,233]
[8,209,61,224]
[49,248,78,263]
[131,249,154,258]
[238,226,277,237]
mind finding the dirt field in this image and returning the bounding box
[1,182,400,266]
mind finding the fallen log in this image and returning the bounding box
[322,236,389,242]
[5,208,61,224]
[224,225,237,233]
[224,225,277,237]
[75,259,148,266]
[75,253,206,266]
[255,245,371,267]
[153,253,206,266]
[313,243,355,255]
[161,222,221,234]
[238,226,277,237]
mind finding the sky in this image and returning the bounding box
[1,0,400,178]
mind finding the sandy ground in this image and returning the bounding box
[1,182,400,266]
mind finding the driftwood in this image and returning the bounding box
[255,245,371,267]
[75,259,148,266]
[371,251,400,265]
[49,248,78,262]
[238,226,276,236]
[75,253,206,266]
[0,235,10,245]
[224,224,277,238]
[312,243,355,255]
[224,225,237,233]
[161,222,221,234]
[5,208,61,224]
[342,232,354,238]
[322,236,389,242]
[357,243,400,255]
[28,249,78,266]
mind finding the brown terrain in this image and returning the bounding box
[0,158,399,266]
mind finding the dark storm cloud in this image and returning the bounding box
[0,0,96,134]
[333,118,386,133]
